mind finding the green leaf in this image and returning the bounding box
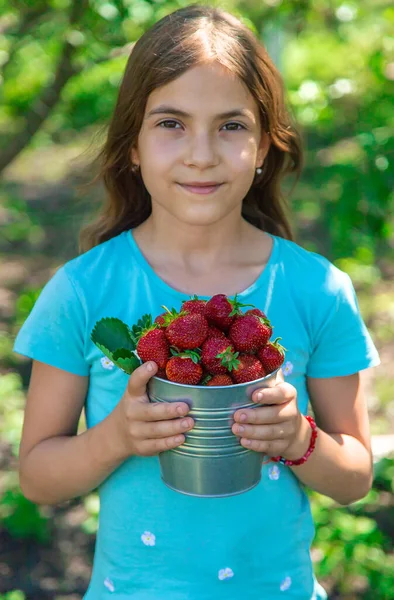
[129,313,154,345]
[91,317,136,352]
[112,348,141,375]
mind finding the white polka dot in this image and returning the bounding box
[282,361,294,376]
[268,465,280,480]
[141,531,156,546]
[104,577,115,592]
[218,567,234,580]
[280,576,292,591]
[101,357,115,370]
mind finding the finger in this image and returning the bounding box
[240,438,289,455]
[233,405,289,425]
[139,400,191,422]
[127,361,158,399]
[139,434,187,456]
[133,416,194,439]
[252,382,296,405]
[232,422,290,440]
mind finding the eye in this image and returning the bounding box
[157,120,181,129]
[222,122,246,131]
[156,120,246,131]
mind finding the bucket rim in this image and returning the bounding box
[150,366,280,389]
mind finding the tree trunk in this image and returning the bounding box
[0,0,88,175]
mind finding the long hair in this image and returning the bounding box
[79,4,303,253]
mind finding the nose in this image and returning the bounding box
[185,131,219,169]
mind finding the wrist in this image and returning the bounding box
[93,408,131,467]
[283,414,312,461]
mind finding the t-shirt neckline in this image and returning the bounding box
[126,228,280,301]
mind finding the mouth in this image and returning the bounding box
[177,183,224,195]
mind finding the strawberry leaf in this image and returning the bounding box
[91,317,136,352]
[129,313,155,345]
[216,347,240,371]
[112,348,141,375]
[228,293,255,317]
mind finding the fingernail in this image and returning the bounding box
[181,419,190,428]
[243,439,251,446]
[237,425,245,433]
[177,405,186,415]
[257,391,264,401]
[146,362,153,372]
[240,413,247,422]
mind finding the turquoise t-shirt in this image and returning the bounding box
[13,229,380,599]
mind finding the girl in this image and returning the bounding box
[14,4,380,599]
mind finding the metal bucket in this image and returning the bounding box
[147,368,280,498]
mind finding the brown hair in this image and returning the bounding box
[79,3,303,253]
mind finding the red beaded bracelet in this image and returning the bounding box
[271,416,318,466]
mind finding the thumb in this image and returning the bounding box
[127,361,158,399]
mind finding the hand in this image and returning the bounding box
[232,377,309,460]
[113,361,194,457]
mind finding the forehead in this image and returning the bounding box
[145,62,259,119]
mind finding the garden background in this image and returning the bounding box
[0,0,393,598]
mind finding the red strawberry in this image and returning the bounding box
[164,310,209,350]
[232,354,266,384]
[245,308,268,319]
[204,293,253,331]
[229,314,272,353]
[165,351,203,385]
[257,337,286,374]
[136,328,170,370]
[154,313,167,328]
[205,374,234,386]
[201,336,240,375]
[208,325,227,339]
[181,295,207,316]
[156,368,167,379]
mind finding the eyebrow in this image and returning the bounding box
[145,105,255,121]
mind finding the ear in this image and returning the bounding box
[130,145,140,166]
[256,131,271,168]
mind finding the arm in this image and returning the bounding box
[19,360,193,506]
[18,360,128,505]
[286,372,373,505]
[232,372,373,506]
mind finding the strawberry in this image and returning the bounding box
[257,337,286,374]
[181,295,207,316]
[164,308,209,350]
[165,350,203,385]
[136,323,170,370]
[245,308,268,319]
[201,336,240,375]
[154,312,167,328]
[204,293,254,331]
[232,354,266,384]
[229,314,272,353]
[208,325,227,339]
[205,374,234,386]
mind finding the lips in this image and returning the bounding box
[178,183,223,195]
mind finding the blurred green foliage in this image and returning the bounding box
[1,0,393,264]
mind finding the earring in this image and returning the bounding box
[131,163,140,173]
[256,167,263,175]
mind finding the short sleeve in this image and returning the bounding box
[306,270,380,378]
[13,266,89,376]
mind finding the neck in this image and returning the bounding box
[134,210,251,271]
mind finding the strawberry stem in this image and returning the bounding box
[216,347,240,372]
[228,293,256,317]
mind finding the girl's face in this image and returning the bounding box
[131,61,270,227]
